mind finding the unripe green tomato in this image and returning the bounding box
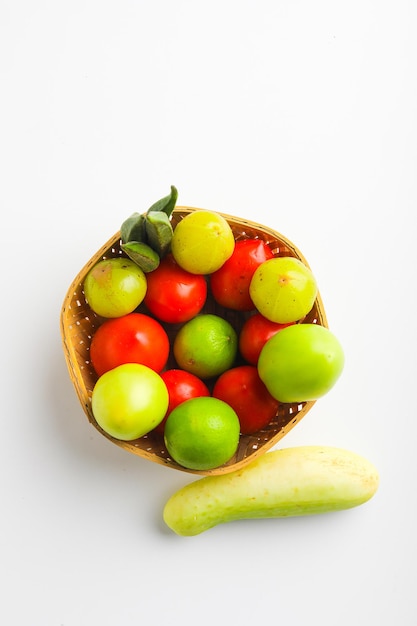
[257,323,344,403]
[84,257,147,318]
[171,210,235,274]
[91,363,169,440]
[249,256,317,323]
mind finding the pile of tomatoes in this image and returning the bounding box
[87,237,291,439]
[83,202,345,464]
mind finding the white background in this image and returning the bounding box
[1,1,416,624]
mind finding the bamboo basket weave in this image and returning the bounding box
[60,207,328,475]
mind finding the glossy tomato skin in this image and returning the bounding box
[210,239,274,311]
[239,313,294,365]
[92,363,169,440]
[154,369,210,435]
[212,365,279,435]
[258,324,345,403]
[144,254,207,324]
[90,312,170,376]
[84,257,147,318]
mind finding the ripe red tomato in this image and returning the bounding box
[212,365,279,434]
[239,313,293,365]
[144,254,207,323]
[210,239,274,311]
[154,369,210,435]
[90,312,170,376]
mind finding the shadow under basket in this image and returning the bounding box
[60,207,328,476]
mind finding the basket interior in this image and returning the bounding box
[60,207,328,475]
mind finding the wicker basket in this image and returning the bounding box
[60,207,328,475]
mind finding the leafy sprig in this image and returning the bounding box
[120,185,178,272]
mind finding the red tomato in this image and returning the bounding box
[90,312,170,376]
[144,254,207,323]
[239,313,293,365]
[154,369,210,435]
[212,365,279,434]
[210,239,274,311]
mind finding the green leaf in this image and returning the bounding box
[121,241,160,272]
[145,211,174,257]
[147,185,178,218]
[120,212,146,244]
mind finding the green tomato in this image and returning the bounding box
[91,363,169,440]
[84,257,147,318]
[257,323,344,403]
[171,210,235,274]
[249,256,317,323]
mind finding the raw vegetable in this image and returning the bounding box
[170,209,235,274]
[83,257,147,318]
[258,323,345,402]
[163,446,379,536]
